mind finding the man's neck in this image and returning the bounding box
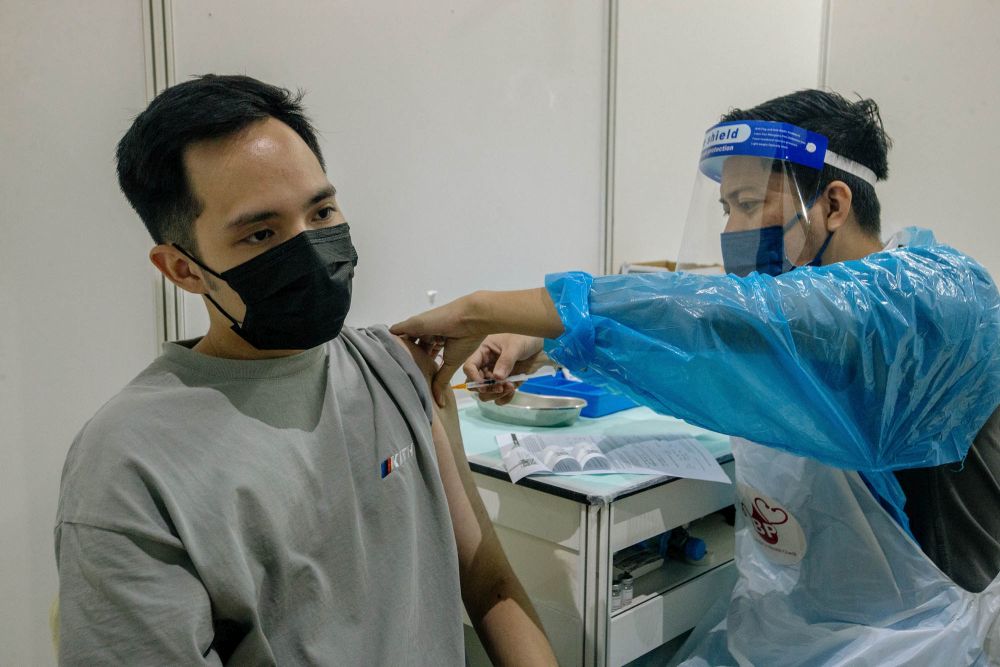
[825,226,885,265]
[193,324,304,360]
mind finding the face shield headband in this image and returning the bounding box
[699,121,877,186]
[696,121,878,277]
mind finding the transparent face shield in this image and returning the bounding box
[676,121,875,277]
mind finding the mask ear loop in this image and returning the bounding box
[807,228,835,267]
[801,150,878,268]
[171,244,245,329]
[779,161,821,267]
[782,194,834,269]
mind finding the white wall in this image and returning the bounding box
[824,0,1000,279]
[171,0,609,337]
[611,0,825,269]
[0,3,609,661]
[5,1,999,663]
[0,1,156,664]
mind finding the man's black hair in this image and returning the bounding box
[721,89,891,237]
[116,74,325,252]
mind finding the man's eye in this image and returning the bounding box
[244,229,274,244]
[316,205,337,221]
[738,201,762,213]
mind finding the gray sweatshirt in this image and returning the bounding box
[55,326,463,666]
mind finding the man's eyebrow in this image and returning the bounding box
[225,185,338,230]
[307,185,337,208]
[226,209,279,230]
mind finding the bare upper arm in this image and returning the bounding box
[429,414,490,572]
[392,334,517,612]
[391,334,438,385]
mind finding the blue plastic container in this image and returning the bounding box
[519,376,638,418]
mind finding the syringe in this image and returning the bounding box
[452,367,560,391]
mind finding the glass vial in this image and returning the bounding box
[621,574,634,607]
[611,582,622,612]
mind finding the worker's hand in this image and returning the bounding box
[464,334,546,405]
[392,288,564,407]
[391,293,487,407]
[393,335,441,387]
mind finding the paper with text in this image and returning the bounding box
[496,432,731,484]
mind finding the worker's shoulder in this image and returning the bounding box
[875,237,1000,362]
[885,228,995,285]
[855,232,998,318]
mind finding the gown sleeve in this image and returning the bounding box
[544,239,1000,473]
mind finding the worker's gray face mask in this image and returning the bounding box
[174,224,358,350]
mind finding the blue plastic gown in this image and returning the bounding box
[544,228,1000,526]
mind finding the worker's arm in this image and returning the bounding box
[394,244,1000,472]
[544,246,999,471]
[56,522,221,666]
[391,287,562,406]
[394,337,557,666]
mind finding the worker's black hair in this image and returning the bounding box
[721,89,891,236]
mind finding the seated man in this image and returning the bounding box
[55,74,557,666]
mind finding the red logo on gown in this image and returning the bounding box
[742,497,789,545]
[736,483,807,564]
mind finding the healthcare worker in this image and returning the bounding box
[393,90,1000,665]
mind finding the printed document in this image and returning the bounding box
[496,432,731,484]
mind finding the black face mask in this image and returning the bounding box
[174,224,358,350]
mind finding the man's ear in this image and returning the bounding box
[149,244,211,295]
[822,180,853,232]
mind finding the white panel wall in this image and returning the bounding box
[7,1,998,663]
[0,1,155,664]
[611,0,824,268]
[171,0,608,336]
[825,0,1000,278]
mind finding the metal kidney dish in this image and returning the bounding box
[476,391,588,427]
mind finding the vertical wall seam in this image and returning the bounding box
[145,0,181,344]
[602,0,619,275]
[818,0,833,89]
